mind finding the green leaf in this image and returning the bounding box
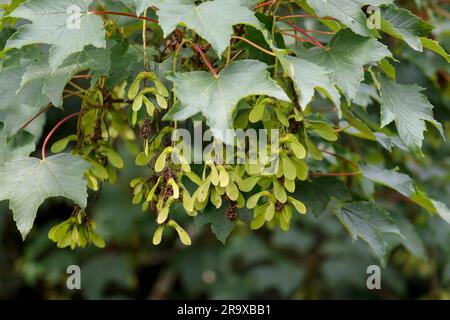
[0,61,49,136]
[299,29,390,100]
[50,134,78,153]
[20,47,111,107]
[353,84,380,108]
[431,200,450,226]
[248,101,265,123]
[123,0,164,16]
[420,38,450,63]
[388,215,426,259]
[195,204,236,244]
[6,0,106,69]
[236,14,284,65]
[164,60,290,144]
[278,54,340,110]
[309,120,338,141]
[381,5,433,52]
[306,0,393,36]
[103,147,124,169]
[335,201,402,262]
[341,104,377,140]
[379,58,396,80]
[411,189,450,226]
[361,164,414,197]
[0,154,89,239]
[157,0,261,56]
[296,177,351,216]
[379,76,444,153]
[0,122,35,164]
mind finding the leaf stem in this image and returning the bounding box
[303,29,335,35]
[277,14,336,21]
[20,104,53,130]
[142,9,149,74]
[281,20,325,48]
[310,171,361,177]
[89,10,158,24]
[280,31,315,44]
[41,112,81,161]
[173,40,187,73]
[72,74,93,79]
[231,36,276,56]
[190,42,218,78]
[63,89,85,99]
[68,81,87,93]
[229,49,245,64]
[63,92,83,100]
[319,149,360,169]
[255,0,278,10]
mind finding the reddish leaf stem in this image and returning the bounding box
[280,31,315,44]
[255,0,277,9]
[41,112,81,161]
[281,20,325,48]
[191,43,219,78]
[89,10,158,24]
[231,36,275,56]
[278,14,336,21]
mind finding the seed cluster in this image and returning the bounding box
[289,118,300,134]
[160,168,175,201]
[140,118,152,140]
[162,168,175,182]
[91,118,103,142]
[275,201,284,212]
[225,202,238,222]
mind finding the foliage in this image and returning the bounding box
[0,0,449,287]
